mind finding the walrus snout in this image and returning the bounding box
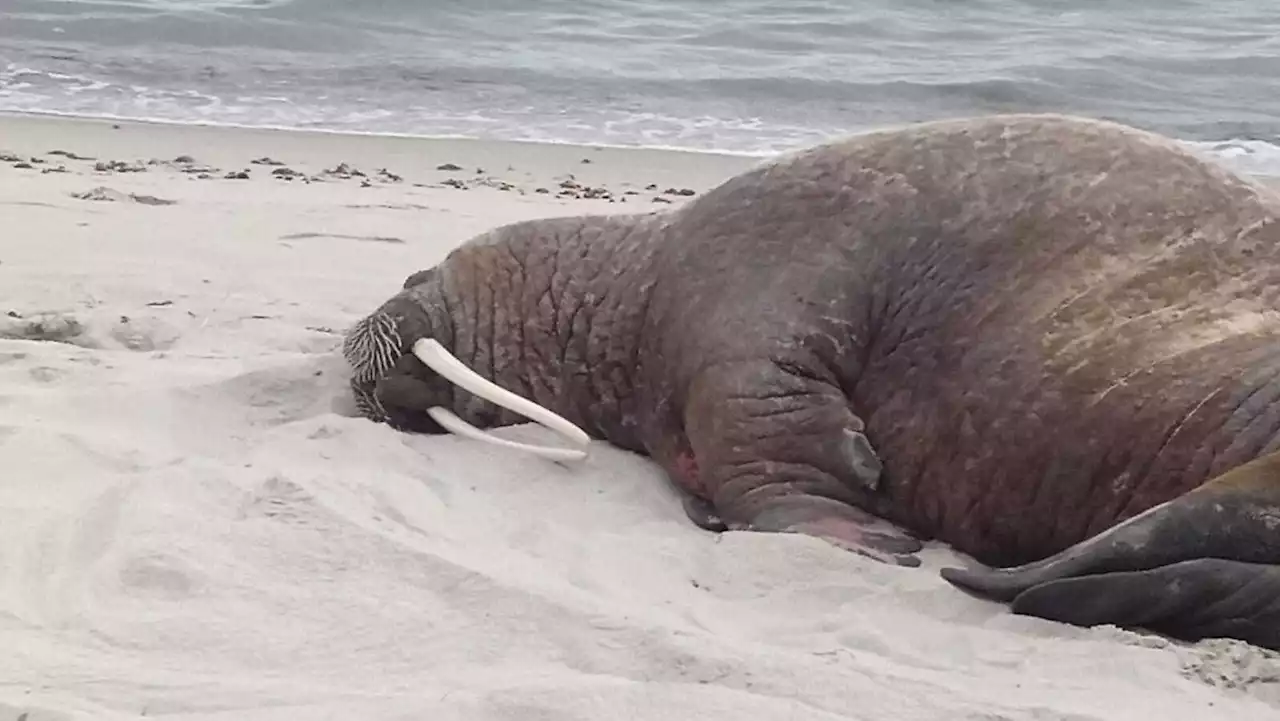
[363,361,450,434]
[341,297,593,461]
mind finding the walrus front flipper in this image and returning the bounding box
[682,359,922,566]
[941,451,1280,649]
[746,495,924,566]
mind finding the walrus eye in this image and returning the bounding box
[411,338,591,462]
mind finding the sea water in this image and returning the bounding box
[3,0,1279,173]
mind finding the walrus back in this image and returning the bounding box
[643,114,1280,565]
[819,115,1280,564]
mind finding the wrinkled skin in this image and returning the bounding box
[343,114,1280,651]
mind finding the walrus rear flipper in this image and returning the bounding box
[1010,559,1280,648]
[941,451,1280,650]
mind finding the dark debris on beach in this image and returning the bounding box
[2,143,706,205]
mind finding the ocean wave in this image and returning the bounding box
[5,77,1280,178]
[1184,139,1280,178]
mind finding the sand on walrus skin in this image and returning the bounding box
[0,112,1277,720]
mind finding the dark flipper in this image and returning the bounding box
[1011,559,1280,647]
[681,494,728,532]
[681,358,922,566]
[941,451,1280,650]
[746,495,923,566]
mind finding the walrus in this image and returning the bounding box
[341,113,1280,651]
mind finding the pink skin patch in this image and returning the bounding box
[671,449,705,495]
[668,447,727,532]
[787,516,922,566]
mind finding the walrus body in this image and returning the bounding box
[344,114,1280,650]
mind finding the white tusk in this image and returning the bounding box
[412,337,591,460]
[426,406,587,462]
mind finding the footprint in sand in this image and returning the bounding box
[27,366,66,383]
[0,313,88,346]
[0,312,181,352]
[69,186,177,206]
[109,315,181,352]
[116,552,204,600]
[179,352,355,428]
[0,703,78,721]
[238,475,317,526]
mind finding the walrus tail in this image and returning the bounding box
[941,451,1280,650]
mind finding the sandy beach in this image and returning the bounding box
[1,112,1278,720]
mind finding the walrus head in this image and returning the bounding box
[341,281,590,463]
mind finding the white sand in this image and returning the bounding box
[1,113,1277,721]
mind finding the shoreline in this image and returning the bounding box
[0,111,763,217]
[0,108,776,159]
[5,109,1277,184]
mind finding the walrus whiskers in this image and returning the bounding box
[342,310,402,422]
[342,310,402,384]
